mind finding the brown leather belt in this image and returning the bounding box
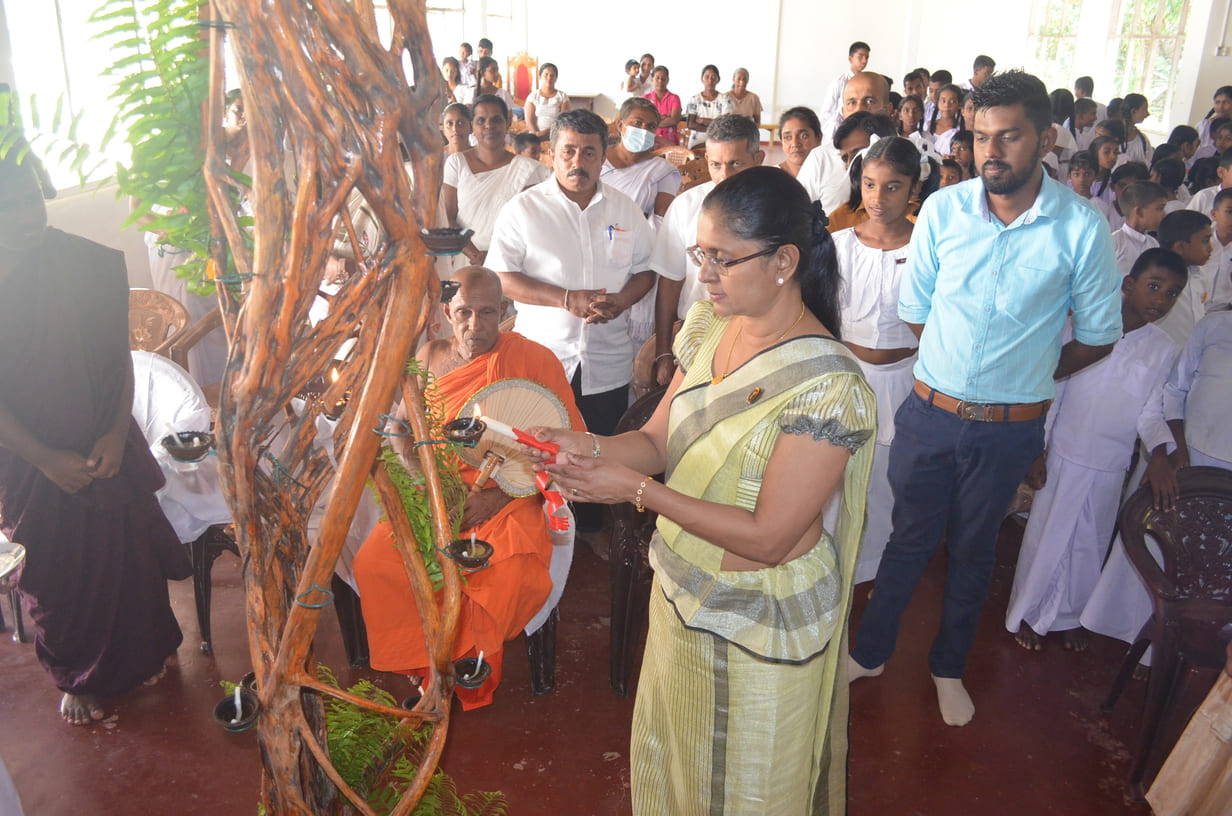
[913,379,1050,422]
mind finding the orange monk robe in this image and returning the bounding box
[354,331,585,708]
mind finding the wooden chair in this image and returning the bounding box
[1102,466,1232,796]
[679,157,710,192]
[654,145,694,168]
[130,289,226,408]
[608,386,667,695]
[506,52,538,106]
[630,322,682,400]
[129,288,190,356]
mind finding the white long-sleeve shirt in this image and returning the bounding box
[1046,321,1178,471]
[1163,311,1232,461]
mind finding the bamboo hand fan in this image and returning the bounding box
[456,378,573,498]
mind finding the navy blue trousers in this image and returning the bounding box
[851,391,1045,677]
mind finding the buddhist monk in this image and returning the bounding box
[353,266,584,708]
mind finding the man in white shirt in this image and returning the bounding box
[650,115,764,385]
[819,41,870,138]
[488,108,655,444]
[798,71,892,216]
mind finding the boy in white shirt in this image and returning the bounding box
[1112,181,1166,277]
[1007,249,1187,651]
[1080,281,1232,654]
[1156,209,1215,346]
[1200,188,1232,312]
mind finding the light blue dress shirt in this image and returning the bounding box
[900,173,1122,404]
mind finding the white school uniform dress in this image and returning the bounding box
[1081,313,1232,655]
[832,228,918,583]
[1112,224,1159,278]
[1052,124,1078,177]
[486,179,654,395]
[1157,265,1211,347]
[931,126,959,158]
[1005,321,1177,636]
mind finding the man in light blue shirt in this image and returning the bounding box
[849,70,1122,727]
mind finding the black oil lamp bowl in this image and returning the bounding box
[454,656,492,689]
[442,416,485,447]
[446,537,493,571]
[213,687,260,733]
[420,228,474,256]
[160,431,215,463]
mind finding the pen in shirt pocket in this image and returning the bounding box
[606,225,628,241]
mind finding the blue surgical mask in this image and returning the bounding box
[622,125,656,153]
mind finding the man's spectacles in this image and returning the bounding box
[686,244,778,273]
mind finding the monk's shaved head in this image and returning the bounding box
[444,266,504,361]
[451,265,503,302]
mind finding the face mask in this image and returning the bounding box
[622,125,656,153]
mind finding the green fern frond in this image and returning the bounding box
[315,666,506,816]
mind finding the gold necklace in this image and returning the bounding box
[712,320,745,385]
[711,304,807,385]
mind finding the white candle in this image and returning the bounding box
[477,414,517,441]
[232,685,242,723]
[467,649,485,681]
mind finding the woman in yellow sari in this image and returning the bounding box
[531,165,875,814]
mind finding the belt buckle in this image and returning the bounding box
[956,401,991,421]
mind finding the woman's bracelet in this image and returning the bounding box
[654,352,673,362]
[562,288,570,308]
[634,475,653,513]
[586,431,601,459]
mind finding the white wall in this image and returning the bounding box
[1186,0,1232,125]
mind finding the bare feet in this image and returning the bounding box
[1061,628,1090,653]
[931,675,975,726]
[847,654,884,683]
[60,693,105,726]
[1014,623,1044,651]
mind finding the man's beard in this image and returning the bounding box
[980,140,1043,196]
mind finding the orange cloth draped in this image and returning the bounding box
[354,331,584,708]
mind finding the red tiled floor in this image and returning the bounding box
[0,518,1198,814]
